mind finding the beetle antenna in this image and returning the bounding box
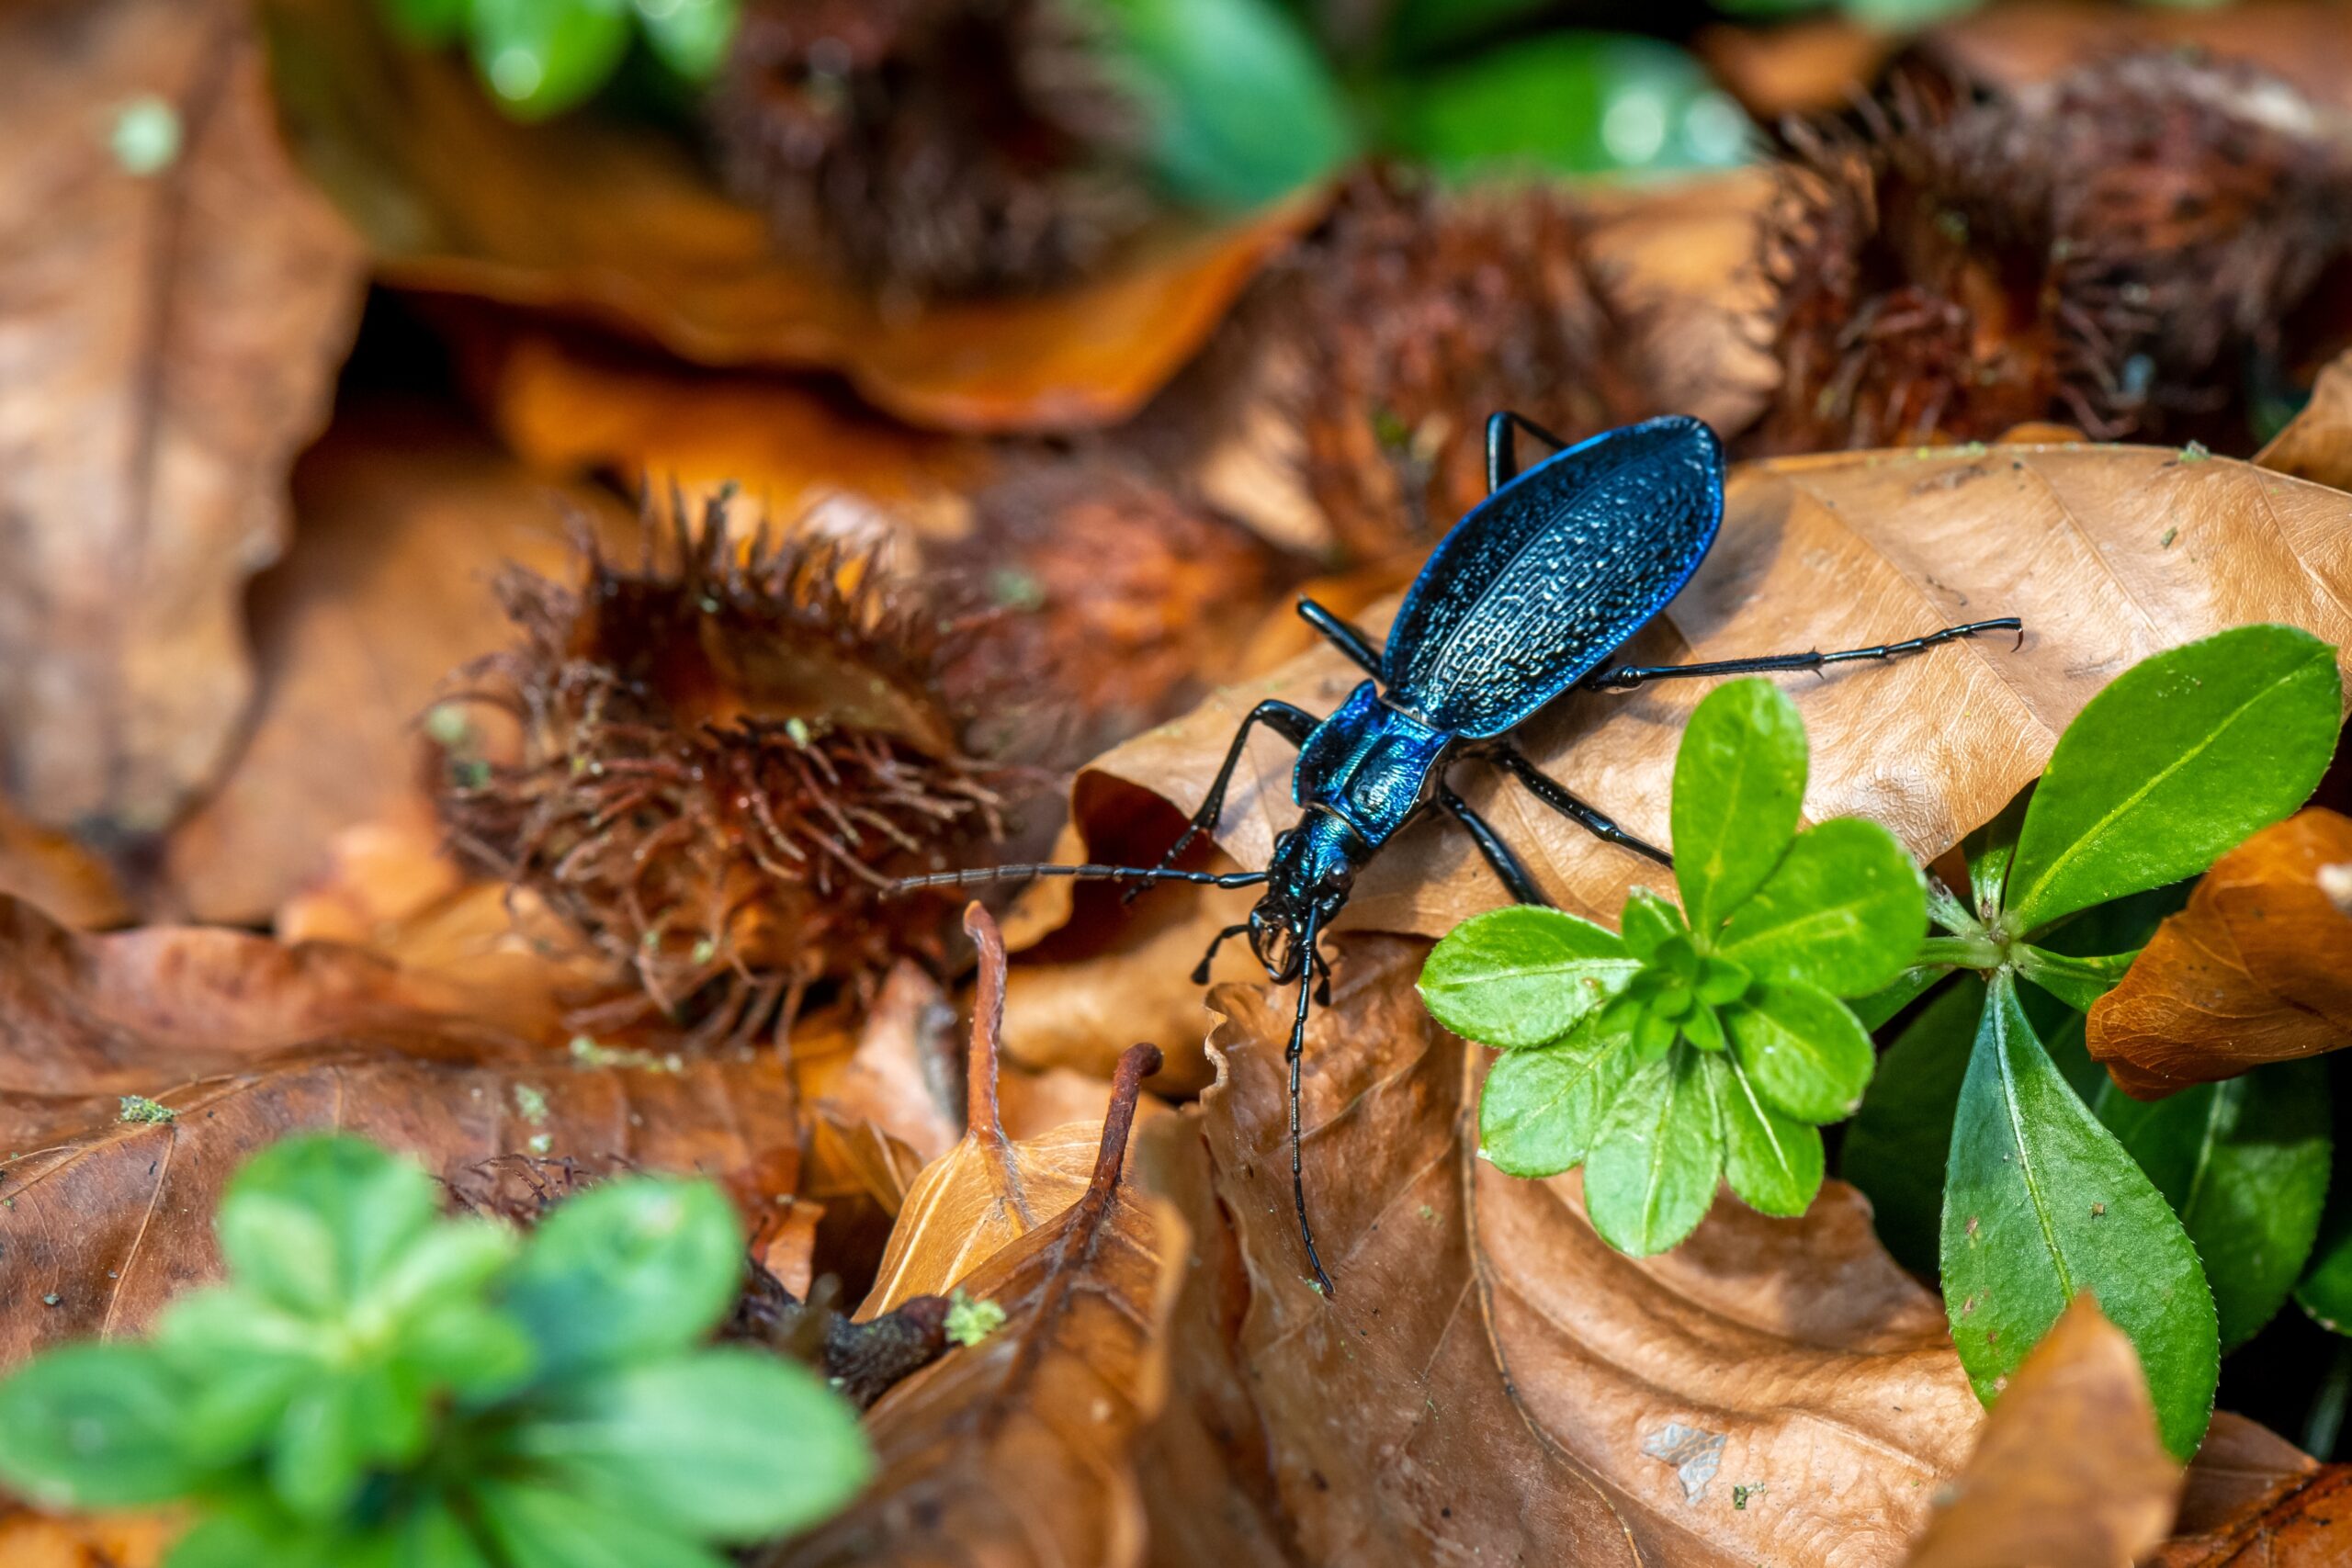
[888,863,1269,896]
[1288,910,1336,1299]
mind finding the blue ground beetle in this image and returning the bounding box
[899,413,2018,1292]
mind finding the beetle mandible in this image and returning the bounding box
[899,413,2019,1294]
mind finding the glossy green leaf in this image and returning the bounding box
[1841,974,1985,1276]
[1963,787,2030,923]
[374,0,467,45]
[1619,887,1683,960]
[1722,979,1875,1123]
[468,0,632,121]
[630,0,737,80]
[515,1351,872,1539]
[2005,626,2341,933]
[1584,1047,1721,1256]
[2095,1061,2331,1351]
[1672,679,1807,936]
[0,1346,196,1508]
[1849,964,1951,1031]
[1100,0,1355,209]
[1419,906,1638,1048]
[1478,1019,1634,1178]
[1940,976,2218,1460]
[1717,818,1927,997]
[504,1178,742,1380]
[2299,1156,2352,1335]
[269,1375,368,1520]
[474,1482,730,1568]
[219,1135,438,1316]
[1377,33,1750,179]
[1708,1052,1824,1217]
[2013,945,2141,1014]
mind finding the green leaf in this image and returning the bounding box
[268,1375,367,1520]
[1722,980,1874,1123]
[0,1346,196,1508]
[374,0,467,45]
[2013,945,2141,1013]
[2004,626,2341,933]
[2094,1061,2331,1352]
[630,0,737,80]
[1478,1019,1634,1178]
[514,1350,873,1540]
[1716,818,1927,997]
[1419,906,1638,1049]
[1842,975,1985,1276]
[504,1178,743,1380]
[1708,1052,1825,1217]
[1671,679,1807,936]
[468,0,632,121]
[1963,786,2030,925]
[1619,887,1684,960]
[1099,0,1355,209]
[473,1482,731,1568]
[219,1135,438,1317]
[2299,1154,2352,1335]
[1584,1047,1721,1256]
[1848,964,1951,1031]
[1939,976,2218,1460]
[1376,34,1750,179]
[1379,0,1555,62]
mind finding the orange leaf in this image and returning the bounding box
[1902,1294,2180,1568]
[2258,350,2352,492]
[0,0,365,833]
[2088,809,2352,1100]
[261,0,1317,434]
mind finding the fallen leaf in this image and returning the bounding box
[1077,446,2352,942]
[159,401,639,925]
[2088,809,2352,1098]
[2153,1465,2352,1567]
[2257,351,2352,491]
[1901,1294,2179,1568]
[1924,1,2352,116]
[1697,17,1899,118]
[0,0,364,833]
[261,0,1314,433]
[0,800,130,931]
[0,896,800,1359]
[1196,935,1983,1565]
[859,907,1106,1315]
[764,1044,1182,1568]
[2170,1412,2322,1537]
[0,1506,177,1568]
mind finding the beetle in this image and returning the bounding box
[898,413,2018,1293]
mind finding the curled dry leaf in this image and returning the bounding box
[261,0,1314,434]
[0,799,130,931]
[0,1506,175,1568]
[1076,446,2352,941]
[766,1043,1182,1568]
[2257,350,2352,491]
[160,404,641,926]
[2088,809,2352,1099]
[1196,936,1983,1566]
[0,0,364,833]
[1901,1294,2179,1568]
[860,907,1107,1315]
[2154,1465,2352,1567]
[0,897,800,1360]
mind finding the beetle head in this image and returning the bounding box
[1249,813,1366,980]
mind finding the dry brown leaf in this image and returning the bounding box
[0,799,130,931]
[2152,1465,2352,1567]
[1901,1294,2179,1568]
[0,1507,177,1568]
[1076,446,2352,941]
[1924,1,2352,115]
[262,0,1312,434]
[159,402,639,926]
[2257,351,2352,491]
[2172,1412,2322,1537]
[766,1045,1180,1568]
[2088,809,2352,1099]
[0,896,800,1358]
[861,908,1103,1315]
[1698,18,1899,118]
[1198,935,1983,1567]
[0,0,364,833]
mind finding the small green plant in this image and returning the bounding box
[0,1134,870,1565]
[1844,623,2343,1460]
[375,0,739,120]
[1420,678,1927,1256]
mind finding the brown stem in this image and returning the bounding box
[963,901,1011,1147]
[1088,1043,1163,1197]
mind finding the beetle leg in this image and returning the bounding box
[1487,748,1672,867]
[1584,617,2023,691]
[1191,921,1251,985]
[1296,597,1384,676]
[1129,699,1320,898]
[1436,779,1551,906]
[1485,410,1573,492]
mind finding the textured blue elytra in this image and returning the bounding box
[1293,682,1453,848]
[1382,414,1725,738]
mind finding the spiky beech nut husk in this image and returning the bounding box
[1751,54,2352,453]
[1256,167,1661,561]
[708,0,1151,298]
[440,501,1009,1039]
[931,457,1287,762]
